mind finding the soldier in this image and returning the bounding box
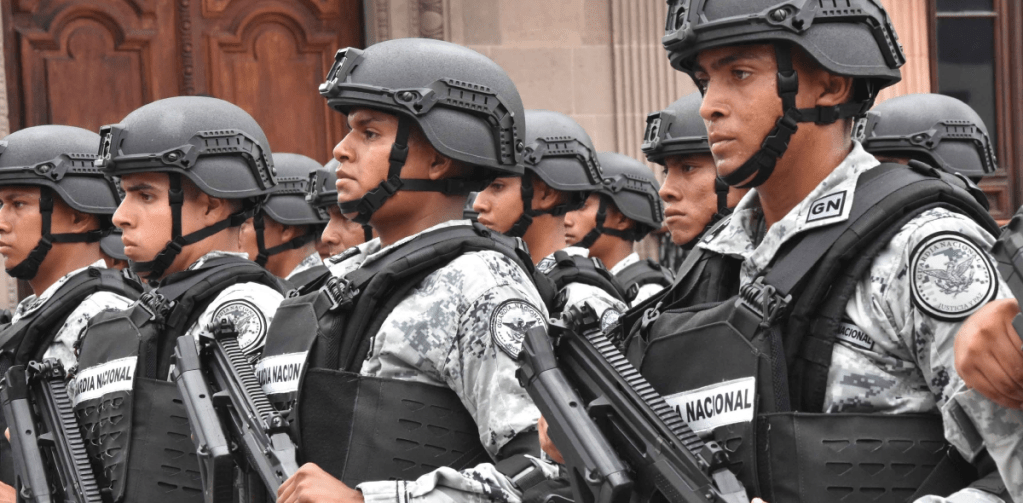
[239,152,330,293]
[313,158,375,258]
[857,93,996,184]
[71,96,286,503]
[263,38,556,503]
[541,1,1022,501]
[473,109,628,325]
[643,92,748,249]
[564,151,672,306]
[0,125,144,492]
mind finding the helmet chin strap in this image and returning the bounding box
[338,115,483,225]
[576,195,640,249]
[252,214,316,267]
[681,177,734,251]
[129,174,254,281]
[718,45,871,189]
[506,171,577,238]
[6,189,107,280]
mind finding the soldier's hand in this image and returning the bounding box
[955,298,1023,409]
[277,463,364,503]
[537,416,565,464]
[0,481,14,503]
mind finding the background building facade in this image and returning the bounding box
[1,0,1020,308]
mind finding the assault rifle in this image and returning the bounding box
[172,320,299,503]
[517,302,747,503]
[990,207,1023,348]
[1,360,102,503]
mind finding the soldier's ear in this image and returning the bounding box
[604,204,632,231]
[531,178,565,212]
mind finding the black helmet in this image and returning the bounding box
[857,93,996,181]
[250,153,327,266]
[319,38,525,224]
[308,158,372,243]
[643,92,731,226]
[576,152,663,248]
[662,0,905,188]
[96,96,277,279]
[642,92,709,164]
[506,109,604,237]
[0,125,119,279]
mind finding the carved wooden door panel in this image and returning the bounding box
[184,0,362,163]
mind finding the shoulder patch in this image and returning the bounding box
[490,300,546,358]
[600,308,622,332]
[910,232,996,321]
[212,299,268,353]
[806,191,847,223]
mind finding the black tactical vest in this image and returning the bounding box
[624,163,999,503]
[258,223,551,486]
[541,250,627,312]
[614,257,673,304]
[0,266,142,486]
[72,255,283,503]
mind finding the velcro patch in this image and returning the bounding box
[490,300,546,358]
[255,352,307,396]
[806,191,848,223]
[71,356,137,406]
[663,377,756,436]
[910,232,995,320]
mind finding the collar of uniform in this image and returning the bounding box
[609,252,640,275]
[285,252,324,280]
[699,141,879,278]
[327,220,473,278]
[12,259,108,322]
[537,246,590,275]
[187,251,250,271]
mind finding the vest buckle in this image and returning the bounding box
[322,276,359,311]
[138,291,174,321]
[738,277,791,328]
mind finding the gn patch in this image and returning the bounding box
[490,300,546,358]
[806,190,848,223]
[212,299,268,353]
[910,232,996,320]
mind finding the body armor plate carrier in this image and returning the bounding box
[615,258,673,304]
[72,256,283,503]
[624,163,999,503]
[0,267,142,486]
[258,222,552,486]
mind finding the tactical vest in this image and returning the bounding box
[72,255,283,503]
[542,250,627,312]
[257,223,552,487]
[614,258,673,304]
[0,267,142,486]
[624,163,999,503]
[284,263,331,296]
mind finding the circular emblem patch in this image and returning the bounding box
[212,299,268,353]
[600,308,622,332]
[490,300,546,358]
[910,232,995,320]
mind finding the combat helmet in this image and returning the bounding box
[308,158,372,243]
[643,92,731,225]
[318,38,526,224]
[506,109,604,237]
[661,0,905,188]
[250,153,327,267]
[576,152,663,248]
[95,96,277,279]
[857,93,996,181]
[0,125,120,279]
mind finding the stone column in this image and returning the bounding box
[0,7,18,310]
[878,0,933,101]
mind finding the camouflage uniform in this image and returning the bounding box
[285,252,324,281]
[536,246,628,325]
[326,220,554,503]
[608,252,666,307]
[11,260,135,370]
[699,142,1023,502]
[180,251,284,368]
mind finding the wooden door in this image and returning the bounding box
[3,0,362,163]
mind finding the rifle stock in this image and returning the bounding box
[1,360,102,503]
